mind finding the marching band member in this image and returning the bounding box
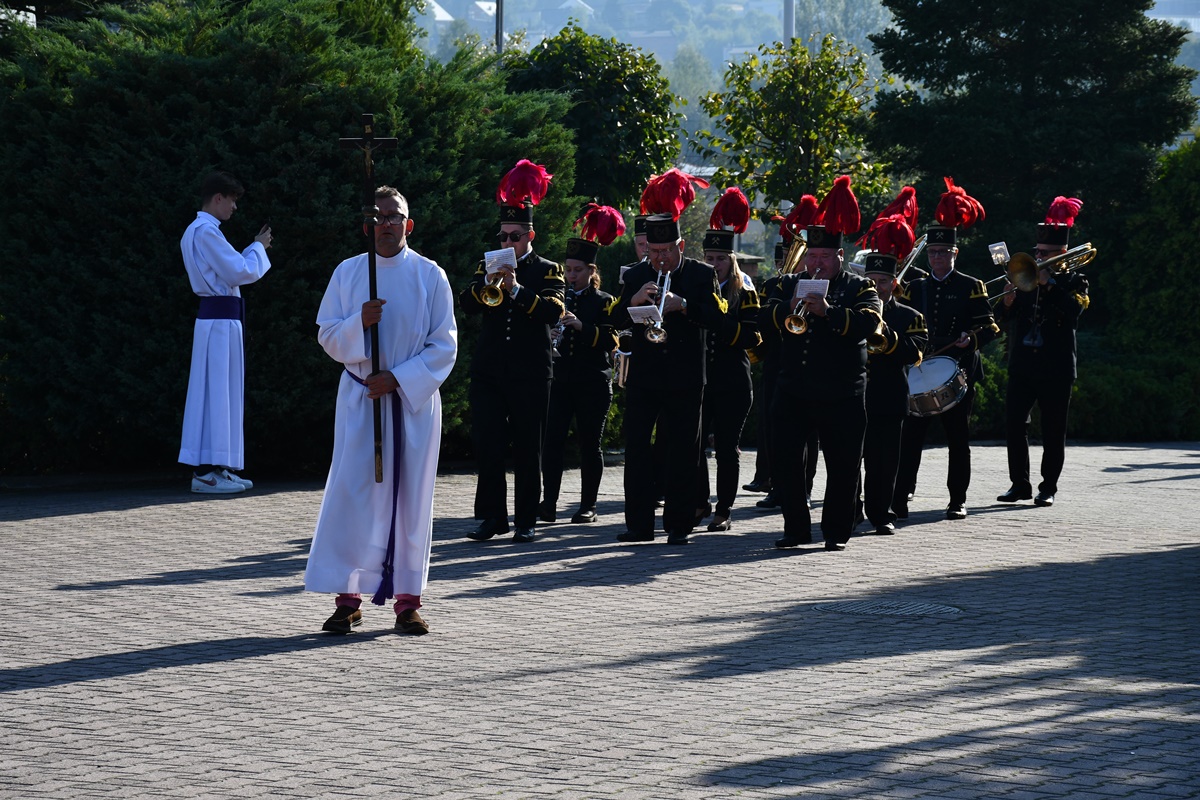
[764,176,882,551]
[743,238,786,497]
[995,197,1090,507]
[609,169,727,545]
[893,177,998,520]
[540,205,624,525]
[859,216,927,536]
[695,188,761,532]
[462,160,566,544]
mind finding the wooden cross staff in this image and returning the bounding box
[340,113,397,483]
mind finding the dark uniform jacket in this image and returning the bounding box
[607,257,728,391]
[899,269,999,384]
[995,271,1089,381]
[555,285,618,383]
[752,274,783,370]
[763,269,883,399]
[705,277,762,390]
[459,249,566,381]
[866,298,927,416]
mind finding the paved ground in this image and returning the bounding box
[1,443,1198,799]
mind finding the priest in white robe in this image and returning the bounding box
[305,187,458,636]
[178,171,273,494]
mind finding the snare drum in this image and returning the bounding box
[907,356,968,417]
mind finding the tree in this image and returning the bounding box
[666,43,717,155]
[0,0,576,473]
[504,22,680,208]
[692,35,892,220]
[869,0,1198,270]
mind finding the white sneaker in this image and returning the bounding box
[221,469,253,489]
[191,470,246,494]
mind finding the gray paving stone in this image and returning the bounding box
[1,443,1198,799]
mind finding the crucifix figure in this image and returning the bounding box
[340,113,398,482]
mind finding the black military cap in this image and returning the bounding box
[644,214,680,244]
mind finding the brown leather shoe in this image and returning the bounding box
[322,605,363,634]
[395,609,429,635]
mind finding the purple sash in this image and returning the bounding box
[345,370,404,605]
[197,295,245,323]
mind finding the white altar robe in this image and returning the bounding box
[177,211,271,470]
[304,247,458,598]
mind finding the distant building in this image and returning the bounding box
[1151,0,1200,31]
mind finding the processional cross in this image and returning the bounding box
[340,113,398,483]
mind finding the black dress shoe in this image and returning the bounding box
[512,527,536,543]
[467,519,509,541]
[756,492,780,509]
[946,503,967,520]
[571,509,597,523]
[538,501,556,523]
[996,486,1032,502]
[1034,492,1055,507]
[617,531,654,543]
[824,541,846,552]
[742,480,770,493]
[872,523,896,535]
[775,533,812,548]
[707,515,731,532]
[322,605,363,634]
[894,502,908,520]
[666,530,690,545]
[694,502,713,523]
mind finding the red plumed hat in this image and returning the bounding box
[496,159,553,207]
[709,187,750,233]
[815,175,861,237]
[857,185,918,248]
[779,195,819,243]
[640,168,711,220]
[1045,196,1082,226]
[868,214,916,262]
[574,203,627,246]
[933,176,985,230]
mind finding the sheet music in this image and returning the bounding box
[627,305,663,324]
[793,278,829,299]
[484,247,518,275]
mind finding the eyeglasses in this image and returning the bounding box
[497,231,528,243]
[377,214,407,226]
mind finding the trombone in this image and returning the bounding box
[988,242,1097,305]
[645,269,671,344]
[895,234,927,288]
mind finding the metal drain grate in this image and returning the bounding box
[813,600,963,617]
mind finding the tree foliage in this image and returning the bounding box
[692,35,892,220]
[504,22,680,208]
[869,0,1198,268]
[0,0,577,474]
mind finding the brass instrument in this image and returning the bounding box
[779,221,808,276]
[866,319,891,354]
[480,272,506,307]
[614,330,632,388]
[783,287,809,335]
[644,269,671,344]
[895,234,927,287]
[988,242,1097,305]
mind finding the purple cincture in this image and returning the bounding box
[345,370,405,605]
[196,295,245,323]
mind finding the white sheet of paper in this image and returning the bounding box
[794,278,829,298]
[627,305,663,324]
[619,265,631,284]
[484,247,518,275]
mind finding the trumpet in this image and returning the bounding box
[644,269,671,344]
[866,319,892,354]
[783,278,811,335]
[480,272,506,307]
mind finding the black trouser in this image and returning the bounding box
[752,363,774,485]
[1006,371,1073,495]
[760,362,817,496]
[895,385,976,506]
[862,411,905,527]
[772,386,866,544]
[542,374,613,511]
[696,383,753,516]
[470,374,550,529]
[624,384,703,535]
